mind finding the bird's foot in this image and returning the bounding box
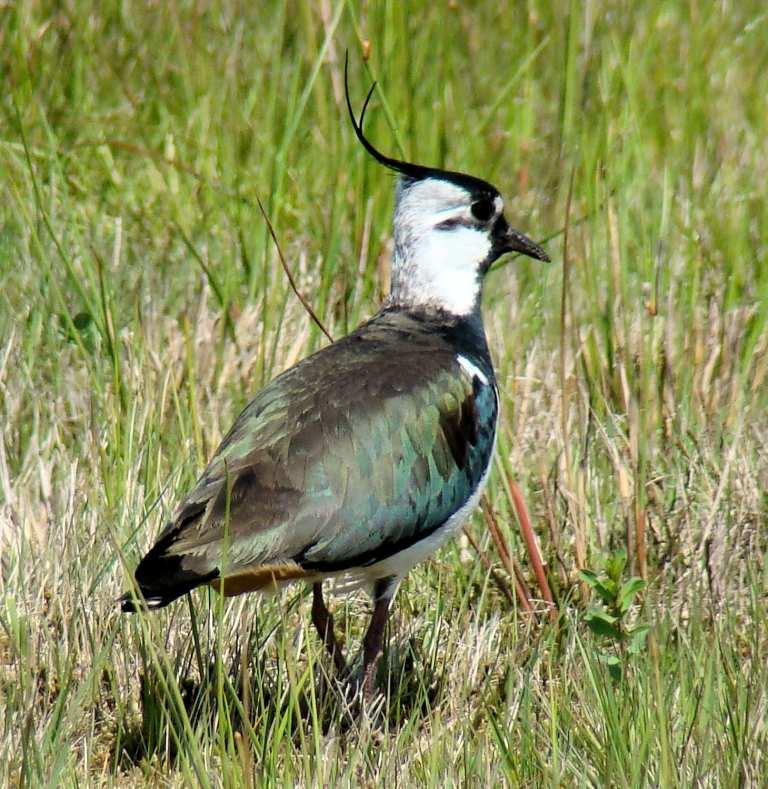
[339,660,386,720]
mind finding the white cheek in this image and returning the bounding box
[415,227,491,315]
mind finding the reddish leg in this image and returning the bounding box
[311,582,347,674]
[358,577,395,702]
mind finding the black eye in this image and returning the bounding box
[470,198,495,222]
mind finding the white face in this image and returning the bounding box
[390,178,504,316]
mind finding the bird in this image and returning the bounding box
[120,62,550,703]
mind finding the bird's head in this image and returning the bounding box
[346,64,550,319]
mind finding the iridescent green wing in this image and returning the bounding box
[158,314,497,578]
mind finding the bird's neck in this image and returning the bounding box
[375,298,493,382]
[387,240,483,319]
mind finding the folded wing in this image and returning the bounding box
[124,313,497,608]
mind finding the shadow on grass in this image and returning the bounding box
[112,634,445,771]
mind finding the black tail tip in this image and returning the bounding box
[119,591,140,613]
[119,550,219,613]
[118,591,167,613]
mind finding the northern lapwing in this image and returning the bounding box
[120,63,550,702]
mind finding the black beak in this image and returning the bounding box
[492,215,550,263]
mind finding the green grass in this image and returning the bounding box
[2,0,767,784]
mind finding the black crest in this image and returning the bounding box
[344,53,500,201]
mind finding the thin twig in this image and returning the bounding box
[255,196,334,343]
[504,477,557,622]
[480,497,535,615]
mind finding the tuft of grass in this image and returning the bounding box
[1,1,767,784]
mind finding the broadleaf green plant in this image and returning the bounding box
[579,552,650,680]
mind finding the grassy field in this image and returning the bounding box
[2,0,767,785]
